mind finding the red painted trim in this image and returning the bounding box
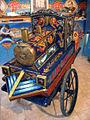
[44,52,76,96]
[10,91,44,101]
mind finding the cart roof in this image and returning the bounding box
[31,9,65,20]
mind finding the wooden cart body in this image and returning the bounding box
[1,10,80,112]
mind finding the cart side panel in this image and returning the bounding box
[45,42,76,96]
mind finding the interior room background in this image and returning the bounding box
[0,0,88,65]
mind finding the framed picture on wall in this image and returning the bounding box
[0,0,31,16]
[0,0,7,16]
[31,0,48,13]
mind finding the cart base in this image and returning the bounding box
[1,82,61,107]
[1,84,51,107]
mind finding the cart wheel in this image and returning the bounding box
[60,68,78,116]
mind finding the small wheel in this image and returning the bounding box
[60,68,78,116]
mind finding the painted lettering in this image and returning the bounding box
[60,61,63,69]
[50,48,74,82]
[57,64,60,75]
[52,72,55,80]
[69,50,72,57]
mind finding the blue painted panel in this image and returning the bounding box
[13,85,42,96]
[5,73,43,97]
[84,34,90,57]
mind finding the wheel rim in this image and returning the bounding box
[61,69,78,116]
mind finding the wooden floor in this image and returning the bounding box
[0,56,90,120]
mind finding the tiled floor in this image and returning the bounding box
[0,56,90,120]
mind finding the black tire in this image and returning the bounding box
[60,68,78,116]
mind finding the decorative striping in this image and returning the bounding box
[16,83,35,90]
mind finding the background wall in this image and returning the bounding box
[0,0,87,65]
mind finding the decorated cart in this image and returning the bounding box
[1,9,80,116]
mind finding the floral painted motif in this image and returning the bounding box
[9,0,20,12]
[52,1,63,12]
